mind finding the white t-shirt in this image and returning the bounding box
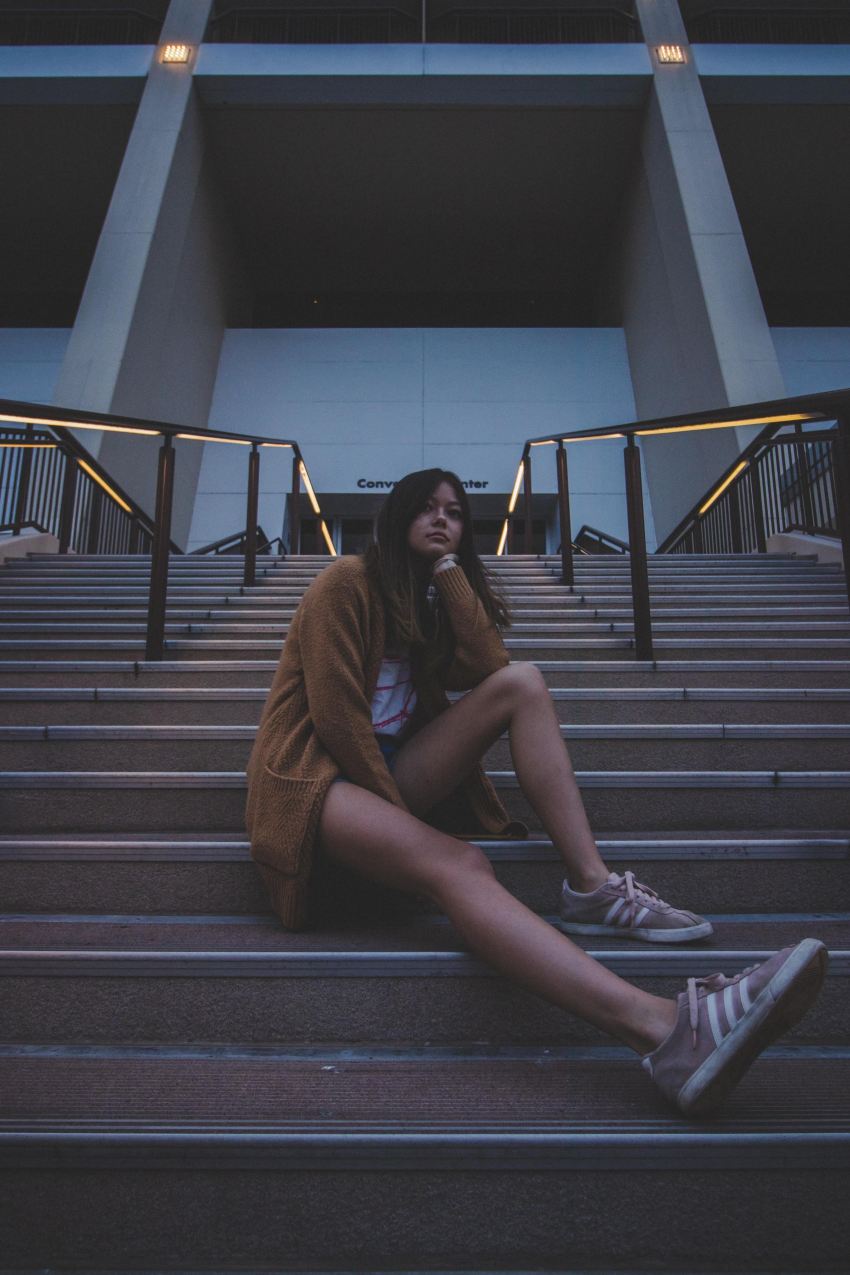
[371,652,417,736]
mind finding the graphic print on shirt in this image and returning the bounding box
[371,655,418,735]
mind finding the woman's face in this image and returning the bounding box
[406,480,464,564]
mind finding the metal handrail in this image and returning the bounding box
[0,396,333,660]
[499,386,850,660]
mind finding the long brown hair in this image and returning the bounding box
[363,469,510,674]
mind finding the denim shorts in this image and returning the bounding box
[332,732,401,784]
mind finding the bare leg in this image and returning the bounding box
[318,782,677,1054]
[394,662,609,891]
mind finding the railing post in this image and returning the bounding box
[522,451,533,554]
[624,435,653,661]
[145,435,175,662]
[290,453,301,556]
[556,442,574,586]
[58,453,77,554]
[834,415,850,614]
[750,460,767,553]
[244,443,260,587]
[12,426,34,534]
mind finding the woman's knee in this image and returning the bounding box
[481,660,548,708]
[425,839,496,903]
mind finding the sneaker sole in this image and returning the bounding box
[677,937,829,1115]
[557,919,715,943]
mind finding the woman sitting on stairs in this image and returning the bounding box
[246,467,827,1115]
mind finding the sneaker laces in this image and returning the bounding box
[685,963,758,1048]
[614,870,664,929]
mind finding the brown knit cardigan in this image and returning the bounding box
[245,554,523,928]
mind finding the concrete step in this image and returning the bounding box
[4,685,849,726]
[2,769,848,832]
[2,637,849,663]
[2,834,847,916]
[2,658,848,689]
[2,1047,847,1271]
[2,724,849,772]
[5,619,850,641]
[1,915,847,1047]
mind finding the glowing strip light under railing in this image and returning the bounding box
[0,413,160,437]
[636,413,814,438]
[320,520,337,556]
[299,461,321,515]
[0,442,57,449]
[298,459,337,556]
[496,518,509,556]
[507,461,524,515]
[698,461,748,516]
[77,459,133,514]
[176,433,251,445]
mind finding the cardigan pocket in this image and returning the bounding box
[247,766,329,877]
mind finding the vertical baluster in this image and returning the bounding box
[145,435,175,662]
[623,435,653,661]
[556,442,574,586]
[244,444,260,588]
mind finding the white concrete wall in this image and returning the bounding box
[189,327,645,552]
[0,330,70,402]
[771,329,850,397]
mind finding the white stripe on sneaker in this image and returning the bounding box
[707,992,725,1048]
[723,984,739,1030]
[604,898,626,925]
[740,976,753,1013]
[635,906,650,927]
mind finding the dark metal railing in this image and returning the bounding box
[0,424,157,555]
[686,7,850,45]
[500,387,850,661]
[0,7,164,45]
[572,524,628,555]
[662,425,842,556]
[0,397,331,661]
[206,3,638,44]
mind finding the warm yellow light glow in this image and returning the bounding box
[507,462,524,514]
[636,413,813,438]
[0,414,159,437]
[656,45,686,63]
[260,442,293,449]
[0,442,57,449]
[176,433,251,445]
[320,520,337,556]
[496,519,510,556]
[567,433,625,443]
[161,43,191,63]
[529,440,556,447]
[698,461,748,516]
[78,460,133,514]
[299,462,322,515]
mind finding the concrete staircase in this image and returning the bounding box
[1,550,849,1272]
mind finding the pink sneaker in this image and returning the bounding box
[559,870,713,943]
[642,938,829,1114]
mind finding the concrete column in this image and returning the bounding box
[622,0,786,539]
[53,0,245,549]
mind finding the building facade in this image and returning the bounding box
[1,0,848,551]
